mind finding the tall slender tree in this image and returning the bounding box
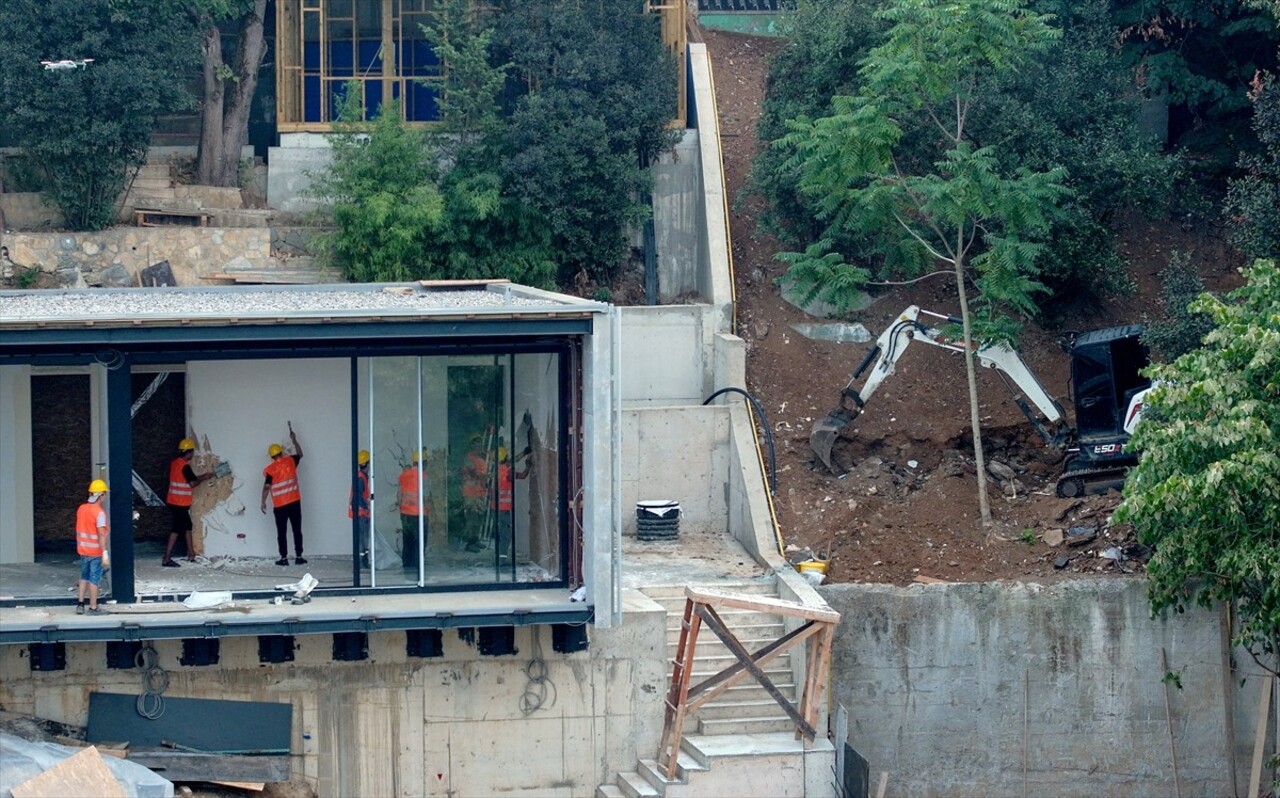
[193,0,269,187]
[778,0,1068,525]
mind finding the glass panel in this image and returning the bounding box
[1072,345,1116,438]
[359,350,563,590]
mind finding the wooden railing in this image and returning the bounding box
[657,586,841,779]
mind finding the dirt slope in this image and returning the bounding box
[702,29,1244,586]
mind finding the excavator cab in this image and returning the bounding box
[1058,326,1151,495]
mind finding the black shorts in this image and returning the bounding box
[169,505,193,534]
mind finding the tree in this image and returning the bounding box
[491,0,679,285]
[1143,251,1215,362]
[1225,73,1280,260]
[776,0,1068,525]
[194,0,269,187]
[0,0,202,230]
[1114,260,1280,678]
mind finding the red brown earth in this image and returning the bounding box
[700,28,1246,586]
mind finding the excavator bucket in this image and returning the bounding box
[810,407,857,474]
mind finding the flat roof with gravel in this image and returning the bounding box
[0,280,604,329]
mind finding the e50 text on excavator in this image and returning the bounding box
[809,306,1153,498]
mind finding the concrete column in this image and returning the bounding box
[0,365,34,564]
[106,361,135,601]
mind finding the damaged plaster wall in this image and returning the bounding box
[0,592,668,797]
[188,358,353,558]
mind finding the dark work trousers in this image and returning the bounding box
[401,514,427,569]
[273,501,303,558]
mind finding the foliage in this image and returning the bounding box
[1114,260,1280,676]
[755,0,1179,316]
[776,0,1068,335]
[1143,251,1215,361]
[1225,74,1280,260]
[1111,0,1278,122]
[491,0,679,284]
[0,0,202,230]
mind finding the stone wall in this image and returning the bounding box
[3,228,272,287]
[822,579,1274,798]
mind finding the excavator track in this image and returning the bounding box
[1054,465,1130,498]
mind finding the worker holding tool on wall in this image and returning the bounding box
[491,446,530,562]
[261,421,305,566]
[349,449,372,568]
[163,437,213,567]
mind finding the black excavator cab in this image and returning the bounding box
[1057,325,1151,496]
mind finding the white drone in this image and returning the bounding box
[41,58,94,71]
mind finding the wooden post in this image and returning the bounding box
[1247,673,1275,798]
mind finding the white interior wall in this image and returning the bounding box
[189,358,353,557]
[0,365,34,564]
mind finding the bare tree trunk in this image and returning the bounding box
[195,0,267,188]
[196,25,225,186]
[954,246,992,527]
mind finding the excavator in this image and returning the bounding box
[809,306,1153,497]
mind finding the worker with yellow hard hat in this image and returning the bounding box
[163,437,214,568]
[459,433,491,553]
[261,421,306,566]
[490,445,531,564]
[348,449,372,568]
[75,479,110,615]
[397,449,431,570]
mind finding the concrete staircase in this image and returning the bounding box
[598,580,826,797]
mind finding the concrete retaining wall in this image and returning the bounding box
[3,229,272,287]
[821,580,1273,798]
[621,405,729,537]
[0,590,669,797]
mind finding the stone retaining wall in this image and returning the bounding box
[3,228,273,287]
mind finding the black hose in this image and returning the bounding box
[702,387,777,495]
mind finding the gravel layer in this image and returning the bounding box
[0,284,585,324]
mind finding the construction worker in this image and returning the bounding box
[460,433,489,552]
[491,446,530,562]
[397,450,430,569]
[75,479,110,615]
[163,437,212,567]
[261,422,305,566]
[348,449,371,568]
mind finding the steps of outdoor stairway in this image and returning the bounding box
[617,770,660,798]
[638,753,707,787]
[697,714,797,735]
[642,580,778,603]
[689,696,795,721]
[596,784,626,798]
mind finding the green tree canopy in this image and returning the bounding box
[1115,260,1280,676]
[0,0,203,230]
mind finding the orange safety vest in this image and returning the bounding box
[492,463,513,512]
[166,456,194,507]
[75,501,106,557]
[263,456,301,508]
[347,469,370,519]
[461,452,488,500]
[398,466,423,516]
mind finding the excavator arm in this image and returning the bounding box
[810,306,1071,473]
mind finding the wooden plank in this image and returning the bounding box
[127,753,291,783]
[11,746,126,798]
[697,604,815,739]
[912,575,950,584]
[52,735,128,758]
[1247,674,1275,798]
[210,781,265,792]
[684,587,841,623]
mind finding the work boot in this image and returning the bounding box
[276,557,289,566]
[294,557,307,565]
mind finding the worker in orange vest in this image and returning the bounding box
[261,422,305,566]
[460,433,489,553]
[398,449,430,569]
[491,446,530,562]
[75,479,110,615]
[163,437,212,567]
[348,449,371,568]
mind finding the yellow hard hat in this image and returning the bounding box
[88,479,109,494]
[268,443,284,457]
[497,446,509,462]
[357,449,370,465]
[178,438,196,451]
[411,449,426,464]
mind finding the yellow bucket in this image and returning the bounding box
[797,559,829,575]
